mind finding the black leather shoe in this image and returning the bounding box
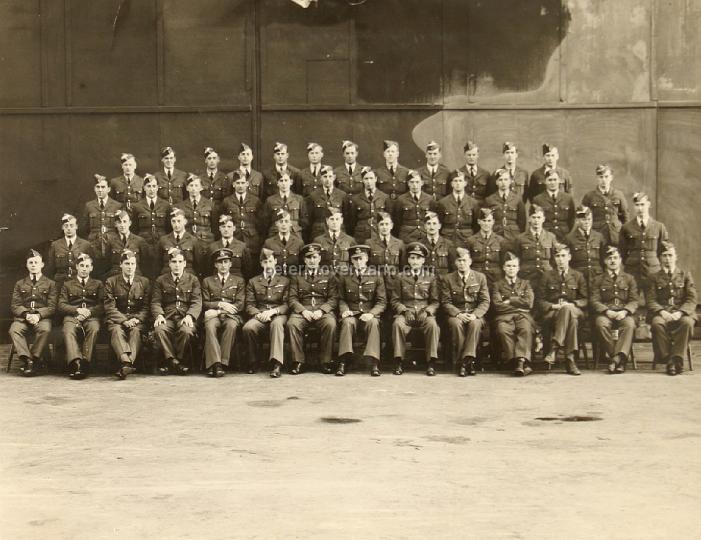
[467,360,477,376]
[21,358,36,377]
[426,361,436,376]
[566,358,581,376]
[290,362,302,375]
[270,362,281,378]
[214,364,225,377]
[158,365,170,375]
[513,359,525,377]
[335,361,346,377]
[523,362,533,376]
[674,356,684,375]
[458,362,467,377]
[393,361,403,375]
[172,359,189,376]
[247,364,257,374]
[666,362,677,376]
[116,362,136,380]
[69,359,85,380]
[370,365,381,377]
[321,363,333,374]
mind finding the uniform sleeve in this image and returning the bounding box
[320,275,338,314]
[516,200,527,234]
[473,274,491,319]
[186,277,202,320]
[618,195,630,226]
[536,274,554,313]
[389,277,408,315]
[10,281,28,319]
[288,276,305,314]
[425,277,440,316]
[41,280,58,319]
[202,279,218,311]
[45,243,56,279]
[151,279,165,319]
[590,275,608,314]
[680,272,698,317]
[90,282,105,318]
[233,277,246,315]
[510,282,534,310]
[245,280,261,317]
[277,280,290,316]
[623,276,639,315]
[574,272,588,309]
[440,276,461,318]
[370,277,387,316]
[58,283,77,316]
[338,277,350,314]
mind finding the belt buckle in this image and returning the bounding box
[311,298,316,307]
[81,302,87,309]
[30,301,35,310]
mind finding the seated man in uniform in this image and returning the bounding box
[591,246,639,374]
[287,243,339,375]
[242,248,290,378]
[441,248,490,376]
[389,242,440,376]
[491,252,535,376]
[58,253,104,380]
[202,248,246,378]
[647,241,698,376]
[537,243,588,375]
[9,250,58,377]
[104,249,151,380]
[151,247,202,375]
[337,245,387,376]
[46,213,94,290]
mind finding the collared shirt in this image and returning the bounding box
[638,217,648,228]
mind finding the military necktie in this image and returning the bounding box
[348,165,353,176]
[175,234,181,244]
[282,195,288,206]
[149,199,155,211]
[121,234,127,245]
[238,195,244,206]
[221,276,226,288]
[456,195,462,206]
[331,233,337,244]
[245,169,250,180]
[99,199,105,211]
[174,276,179,287]
[639,220,646,231]
[326,189,331,199]
[560,271,566,282]
[502,193,507,202]
[414,194,420,203]
[223,239,229,248]
[192,199,197,211]
[281,236,287,246]
[31,275,37,285]
[430,238,436,250]
[431,167,436,179]
[67,239,73,251]
[167,170,172,180]
[551,193,557,203]
[389,166,395,177]
[81,278,86,288]
[470,166,476,177]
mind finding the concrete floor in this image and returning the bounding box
[1,345,700,540]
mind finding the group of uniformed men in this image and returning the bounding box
[8,139,697,379]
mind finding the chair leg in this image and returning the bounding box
[6,344,15,373]
[687,344,694,371]
[630,345,638,370]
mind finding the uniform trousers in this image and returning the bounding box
[62,316,100,364]
[242,315,287,365]
[494,313,533,361]
[287,313,336,365]
[651,315,695,361]
[9,320,52,359]
[446,316,483,362]
[594,315,635,359]
[542,305,582,355]
[107,322,143,362]
[392,314,440,362]
[204,315,241,368]
[154,317,196,362]
[338,315,381,362]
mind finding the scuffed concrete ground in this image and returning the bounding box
[1,347,700,540]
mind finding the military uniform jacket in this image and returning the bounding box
[375,164,410,201]
[334,164,366,195]
[484,191,526,242]
[457,165,491,203]
[262,192,309,237]
[131,197,171,243]
[526,165,572,203]
[222,192,262,239]
[296,165,325,197]
[289,270,338,313]
[418,164,451,199]
[104,274,151,324]
[202,273,246,315]
[338,270,387,316]
[591,271,639,315]
[565,227,604,281]
[151,272,202,320]
[58,277,105,318]
[154,169,187,205]
[207,238,251,278]
[46,236,95,281]
[262,234,304,275]
[620,218,669,280]
[465,232,506,281]
[80,198,123,239]
[421,234,456,275]
[532,191,575,241]
[389,271,440,316]
[516,229,557,279]
[245,274,290,315]
[176,197,215,241]
[436,193,478,238]
[11,275,57,321]
[347,190,389,239]
[199,170,228,208]
[394,191,436,231]
[491,277,534,317]
[367,235,405,274]
[537,269,588,313]
[158,231,198,274]
[647,268,698,319]
[306,187,347,227]
[487,165,529,199]
[581,188,629,244]
[262,165,302,200]
[110,175,144,211]
[314,231,356,273]
[440,270,490,318]
[105,232,149,273]
[227,168,264,200]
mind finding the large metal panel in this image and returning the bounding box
[162,0,252,105]
[657,108,701,277]
[0,3,42,106]
[69,0,158,106]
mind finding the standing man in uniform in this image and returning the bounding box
[368,211,405,278]
[261,172,308,239]
[242,248,290,377]
[58,253,104,379]
[526,143,572,203]
[457,141,490,205]
[435,170,478,247]
[207,214,251,279]
[347,167,388,244]
[154,146,187,206]
[420,211,456,276]
[647,241,697,376]
[262,209,304,276]
[262,142,301,201]
[200,147,228,220]
[375,140,410,207]
[158,209,198,275]
[306,165,347,241]
[491,252,535,376]
[335,140,365,196]
[222,170,263,263]
[46,213,94,290]
[177,174,215,270]
[581,164,629,246]
[80,174,122,275]
[296,142,326,197]
[104,249,151,380]
[591,246,639,374]
[202,248,246,378]
[151,247,202,375]
[484,167,526,248]
[537,244,588,375]
[465,208,506,286]
[532,170,575,242]
[9,250,58,377]
[389,242,441,376]
[565,205,604,293]
[131,173,170,278]
[228,143,264,200]
[418,141,450,200]
[287,243,339,374]
[104,210,149,278]
[315,207,355,274]
[110,153,144,216]
[515,205,557,286]
[488,142,529,199]
[440,247,490,376]
[337,245,387,376]
[394,170,435,244]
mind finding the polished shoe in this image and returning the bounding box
[158,365,170,375]
[607,358,617,374]
[513,359,525,377]
[566,357,581,376]
[523,362,533,376]
[674,356,684,375]
[21,358,37,377]
[426,362,436,377]
[457,362,467,377]
[321,363,333,374]
[544,350,556,368]
[370,365,381,377]
[171,359,189,376]
[247,364,257,374]
[69,359,86,380]
[335,361,346,377]
[614,357,626,374]
[115,362,136,380]
[270,362,281,378]
[393,361,403,375]
[467,359,477,376]
[208,362,225,378]
[290,362,302,375]
[666,362,677,376]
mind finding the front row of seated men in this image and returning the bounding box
[9,234,697,379]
